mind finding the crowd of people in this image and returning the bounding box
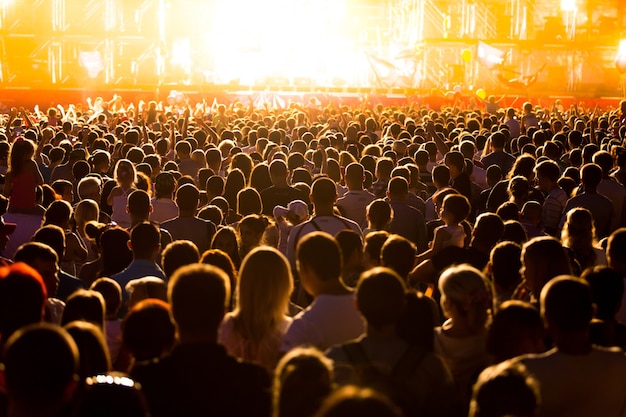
[0,94,626,417]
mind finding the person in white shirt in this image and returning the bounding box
[515,276,626,417]
[281,232,364,353]
[336,162,376,229]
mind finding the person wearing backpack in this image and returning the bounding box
[325,267,458,417]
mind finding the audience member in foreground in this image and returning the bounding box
[132,263,271,417]
[515,276,626,417]
[326,267,457,417]
[281,232,364,353]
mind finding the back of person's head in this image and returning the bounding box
[534,159,560,183]
[432,164,450,187]
[0,263,47,341]
[485,165,502,187]
[522,237,572,295]
[312,385,403,417]
[397,290,436,351]
[129,222,160,259]
[387,176,409,199]
[175,183,200,212]
[44,200,72,227]
[269,159,288,178]
[442,194,471,224]
[470,360,539,417]
[32,224,66,261]
[356,267,407,330]
[297,232,342,282]
[237,187,263,216]
[154,172,176,199]
[607,228,626,272]
[592,150,613,175]
[64,320,111,380]
[439,264,491,332]
[61,289,105,329]
[344,163,365,188]
[90,278,122,318]
[3,323,78,409]
[125,277,168,309]
[161,240,200,278]
[122,299,175,362]
[366,199,393,229]
[580,163,602,189]
[14,242,59,296]
[473,213,505,249]
[541,276,593,333]
[375,157,394,180]
[502,220,527,245]
[75,373,150,417]
[206,175,225,196]
[490,131,506,149]
[581,266,624,321]
[311,177,337,206]
[127,189,151,219]
[486,300,544,362]
[335,229,363,266]
[236,247,293,341]
[444,151,465,172]
[168,263,230,338]
[363,231,390,268]
[380,235,416,279]
[489,241,522,292]
[274,347,334,417]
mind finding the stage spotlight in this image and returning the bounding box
[616,40,626,74]
[78,52,104,79]
[561,0,577,12]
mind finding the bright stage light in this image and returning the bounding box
[561,0,577,12]
[616,40,626,74]
[209,0,357,86]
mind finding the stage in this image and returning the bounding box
[0,86,623,114]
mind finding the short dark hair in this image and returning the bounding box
[311,177,337,206]
[130,222,160,259]
[15,241,58,265]
[335,229,363,263]
[90,278,122,317]
[356,267,407,329]
[162,240,200,278]
[581,266,624,321]
[122,299,175,361]
[168,263,230,336]
[387,176,408,198]
[4,323,78,405]
[297,232,342,282]
[541,276,593,332]
[580,163,602,189]
[380,235,416,279]
[127,190,151,218]
[535,160,561,183]
[176,183,200,211]
[32,225,66,261]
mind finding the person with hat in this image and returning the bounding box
[274,199,309,256]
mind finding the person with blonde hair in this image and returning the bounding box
[561,207,607,271]
[74,199,100,263]
[106,159,136,228]
[435,264,492,410]
[219,246,293,372]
